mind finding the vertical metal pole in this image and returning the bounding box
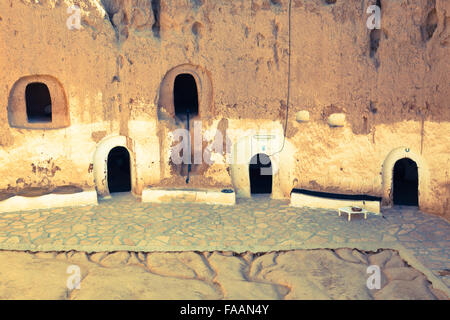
[186,109,191,184]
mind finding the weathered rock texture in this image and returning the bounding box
[0,249,447,300]
[0,1,448,217]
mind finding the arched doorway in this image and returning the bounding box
[393,158,418,206]
[107,146,131,194]
[174,73,199,118]
[249,153,272,195]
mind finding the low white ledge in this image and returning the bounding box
[290,192,380,214]
[0,191,98,213]
[142,187,236,206]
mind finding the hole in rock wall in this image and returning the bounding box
[25,82,52,123]
[174,74,199,119]
[107,146,131,193]
[271,0,282,6]
[151,0,161,37]
[192,22,202,37]
[370,29,381,58]
[191,0,204,7]
[422,8,438,42]
[393,158,418,206]
[324,0,337,5]
[249,154,273,195]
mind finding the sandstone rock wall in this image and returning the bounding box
[0,0,448,218]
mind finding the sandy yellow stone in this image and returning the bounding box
[155,236,170,243]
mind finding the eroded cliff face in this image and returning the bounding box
[0,0,449,218]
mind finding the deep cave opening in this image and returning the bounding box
[393,158,418,206]
[249,154,273,195]
[25,82,52,123]
[107,146,132,194]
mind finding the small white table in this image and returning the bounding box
[338,207,369,221]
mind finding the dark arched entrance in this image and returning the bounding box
[107,147,131,193]
[173,73,199,118]
[249,153,272,195]
[393,158,418,206]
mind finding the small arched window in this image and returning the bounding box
[8,75,69,129]
[25,82,52,123]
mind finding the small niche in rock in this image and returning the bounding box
[151,0,161,38]
[369,101,378,114]
[422,8,438,42]
[192,22,203,37]
[324,0,337,5]
[191,0,204,7]
[369,29,381,58]
[270,0,282,7]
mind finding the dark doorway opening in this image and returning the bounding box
[249,153,272,195]
[25,82,52,123]
[174,73,199,118]
[107,147,131,194]
[393,158,418,206]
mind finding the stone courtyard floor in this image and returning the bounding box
[0,193,448,297]
[0,249,448,299]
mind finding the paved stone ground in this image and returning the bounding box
[0,193,448,292]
